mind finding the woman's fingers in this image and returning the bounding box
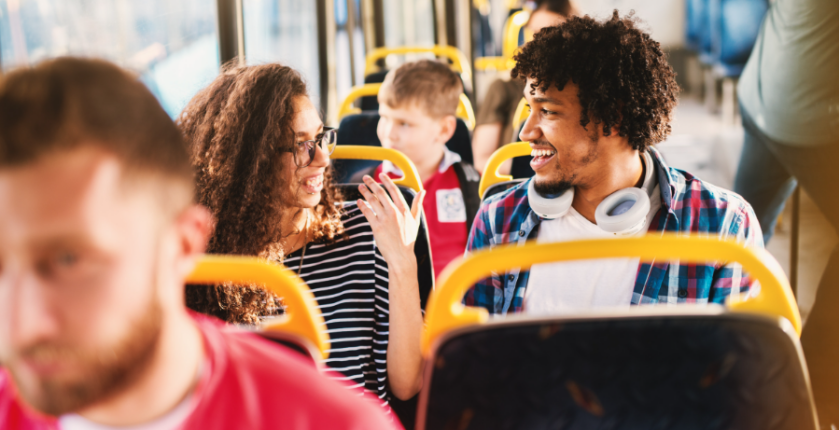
[356,199,378,226]
[357,182,385,215]
[379,173,409,214]
[363,175,394,214]
[410,189,426,221]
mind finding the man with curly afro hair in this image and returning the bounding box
[464,11,764,315]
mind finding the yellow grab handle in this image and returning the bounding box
[478,141,531,198]
[474,10,532,71]
[363,45,471,80]
[502,10,531,59]
[187,255,330,359]
[457,93,476,130]
[338,83,380,120]
[512,97,528,132]
[338,83,476,130]
[474,56,517,71]
[422,235,801,355]
[331,145,424,193]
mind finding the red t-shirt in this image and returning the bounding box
[375,157,470,279]
[0,313,397,430]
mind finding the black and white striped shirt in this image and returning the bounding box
[283,203,392,409]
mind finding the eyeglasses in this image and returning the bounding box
[280,127,337,167]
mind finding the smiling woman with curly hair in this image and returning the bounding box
[179,63,427,404]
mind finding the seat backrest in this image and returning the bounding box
[482,178,525,200]
[335,185,435,311]
[419,313,817,430]
[361,70,474,114]
[685,0,708,52]
[338,83,476,130]
[715,0,768,66]
[186,255,330,360]
[334,112,474,184]
[478,141,531,199]
[416,236,813,429]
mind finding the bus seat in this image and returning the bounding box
[333,112,474,184]
[685,0,709,53]
[710,0,768,77]
[330,146,432,308]
[474,10,530,72]
[339,83,476,131]
[416,236,815,429]
[478,141,531,200]
[331,145,433,430]
[360,70,473,113]
[186,255,329,363]
[363,45,473,94]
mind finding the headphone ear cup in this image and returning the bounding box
[595,187,650,235]
[527,179,573,220]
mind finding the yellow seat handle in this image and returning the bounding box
[187,255,330,359]
[456,94,476,130]
[478,141,531,197]
[331,145,424,193]
[363,45,472,81]
[337,83,380,120]
[337,83,476,130]
[473,10,531,71]
[422,235,801,355]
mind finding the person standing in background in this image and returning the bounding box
[471,0,579,174]
[732,0,838,426]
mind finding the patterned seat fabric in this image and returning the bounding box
[420,315,816,430]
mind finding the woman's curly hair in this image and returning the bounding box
[512,10,679,150]
[178,63,343,324]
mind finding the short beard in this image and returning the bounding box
[533,178,573,198]
[8,295,163,416]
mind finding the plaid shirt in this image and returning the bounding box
[464,147,764,314]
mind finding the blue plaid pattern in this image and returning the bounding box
[464,148,764,314]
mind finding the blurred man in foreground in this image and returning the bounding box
[0,58,394,429]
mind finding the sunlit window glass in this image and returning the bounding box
[0,0,220,118]
[243,0,321,109]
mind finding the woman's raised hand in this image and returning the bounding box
[356,174,426,266]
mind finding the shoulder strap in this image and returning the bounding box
[453,162,482,232]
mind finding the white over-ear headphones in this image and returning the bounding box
[527,179,650,236]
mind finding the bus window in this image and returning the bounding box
[0,0,220,118]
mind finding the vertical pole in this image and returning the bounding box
[360,0,376,54]
[444,0,457,49]
[346,0,359,86]
[454,0,474,95]
[216,0,245,67]
[317,0,338,125]
[433,0,448,46]
[790,185,801,299]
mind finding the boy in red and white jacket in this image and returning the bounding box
[371,60,480,279]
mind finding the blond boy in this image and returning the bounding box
[372,60,480,278]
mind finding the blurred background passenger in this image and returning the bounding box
[0,58,394,429]
[180,63,426,406]
[732,0,838,424]
[471,0,580,174]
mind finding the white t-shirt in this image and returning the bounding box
[524,152,661,315]
[58,393,193,430]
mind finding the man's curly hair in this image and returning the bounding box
[178,63,344,325]
[512,10,679,150]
